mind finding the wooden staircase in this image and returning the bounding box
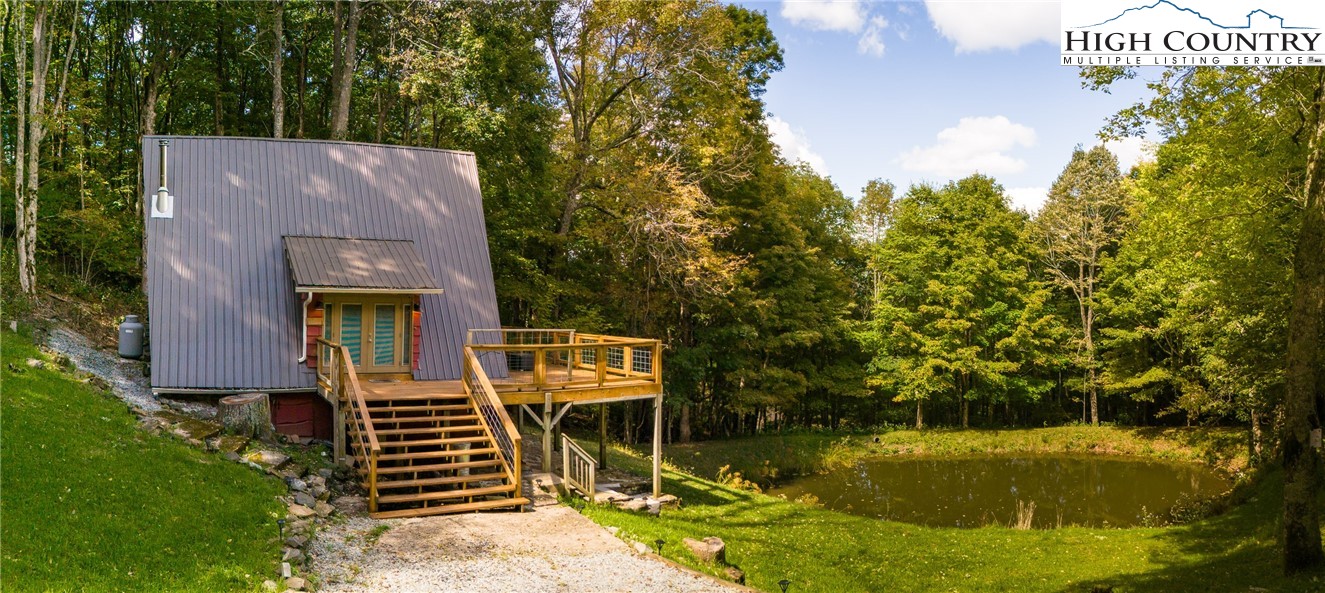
[358,390,528,518]
[316,339,527,519]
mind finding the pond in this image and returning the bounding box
[766,454,1230,528]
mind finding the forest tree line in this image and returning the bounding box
[1,2,1320,463]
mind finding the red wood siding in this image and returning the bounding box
[305,295,324,369]
[272,393,332,439]
[412,309,422,371]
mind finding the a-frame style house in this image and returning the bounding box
[142,136,664,518]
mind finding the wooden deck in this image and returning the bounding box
[360,368,662,406]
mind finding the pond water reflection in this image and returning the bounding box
[766,454,1230,528]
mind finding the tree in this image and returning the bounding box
[13,1,80,294]
[1038,145,1131,426]
[1086,65,1324,573]
[865,176,1055,429]
[270,0,285,138]
[329,0,362,140]
[855,178,894,308]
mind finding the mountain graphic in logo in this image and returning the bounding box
[1081,1,1314,30]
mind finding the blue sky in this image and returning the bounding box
[745,0,1154,211]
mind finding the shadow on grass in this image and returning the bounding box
[1059,470,1325,593]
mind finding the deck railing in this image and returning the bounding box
[315,338,382,512]
[466,329,662,393]
[461,346,523,501]
[561,434,597,500]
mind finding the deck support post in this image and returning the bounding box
[652,392,663,498]
[542,392,553,473]
[599,403,608,470]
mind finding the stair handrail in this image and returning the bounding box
[561,434,597,500]
[316,338,381,511]
[462,346,523,501]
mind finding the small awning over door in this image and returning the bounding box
[283,236,442,294]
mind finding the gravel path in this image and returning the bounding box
[44,326,162,413]
[310,504,743,593]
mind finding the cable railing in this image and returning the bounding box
[465,329,662,393]
[461,346,523,501]
[316,338,382,513]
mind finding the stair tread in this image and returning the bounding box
[376,471,510,490]
[377,436,492,448]
[369,458,505,475]
[369,497,530,519]
[376,447,499,462]
[369,404,472,414]
[377,483,516,504]
[363,392,468,402]
[372,423,484,435]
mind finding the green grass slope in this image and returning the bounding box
[578,438,1322,593]
[1,331,284,592]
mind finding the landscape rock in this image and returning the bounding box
[656,493,680,507]
[290,519,313,535]
[332,495,366,514]
[26,358,47,369]
[606,526,620,536]
[314,501,335,518]
[261,579,278,591]
[288,504,316,519]
[137,416,167,433]
[682,537,726,564]
[617,498,648,513]
[293,492,317,508]
[724,566,746,585]
[246,449,290,470]
[224,451,242,462]
[281,562,292,578]
[317,468,334,479]
[633,541,652,555]
[213,435,250,455]
[285,535,308,549]
[285,576,307,591]
[282,547,304,563]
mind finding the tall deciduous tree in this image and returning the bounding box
[1038,145,1131,426]
[270,0,285,138]
[13,1,79,294]
[329,0,362,140]
[865,176,1054,429]
[1087,65,1324,574]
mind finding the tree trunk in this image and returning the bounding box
[218,393,276,441]
[14,2,29,294]
[915,400,924,430]
[271,0,284,138]
[329,0,361,140]
[1283,77,1325,575]
[679,402,691,443]
[16,3,58,295]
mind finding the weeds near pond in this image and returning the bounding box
[1014,500,1036,530]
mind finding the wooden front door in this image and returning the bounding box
[325,295,414,374]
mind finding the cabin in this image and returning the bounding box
[142,136,664,518]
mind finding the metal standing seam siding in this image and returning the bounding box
[142,136,504,391]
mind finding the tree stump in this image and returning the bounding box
[218,392,275,441]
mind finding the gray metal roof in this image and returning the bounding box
[283,236,440,292]
[143,136,503,390]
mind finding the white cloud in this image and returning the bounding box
[766,116,829,175]
[899,116,1037,177]
[1098,136,1155,173]
[781,0,867,33]
[923,1,1058,52]
[1006,186,1049,213]
[857,16,889,57]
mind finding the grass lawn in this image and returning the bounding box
[2,330,285,592]
[573,433,1322,593]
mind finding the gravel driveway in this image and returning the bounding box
[310,503,743,593]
